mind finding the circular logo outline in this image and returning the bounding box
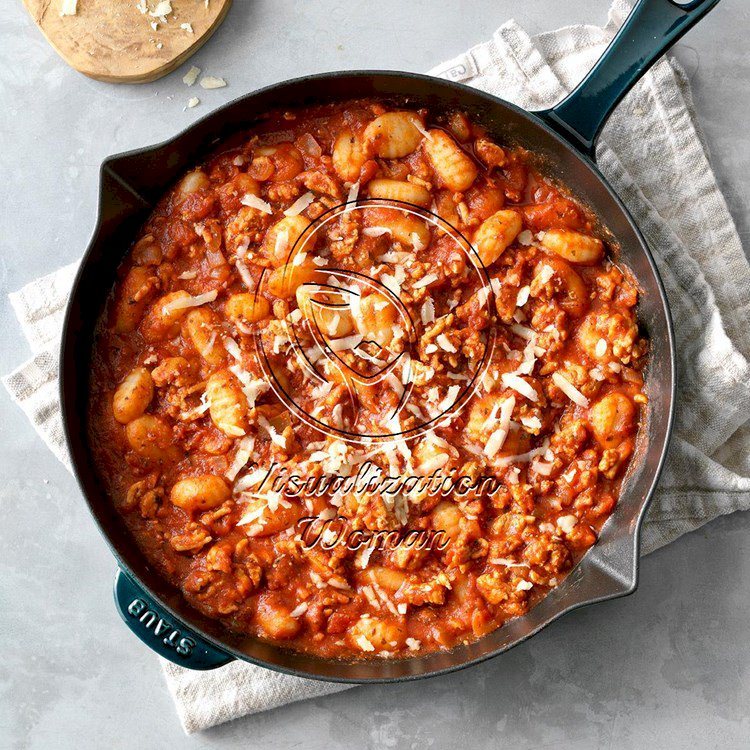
[253,197,497,445]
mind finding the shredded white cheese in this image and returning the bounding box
[186,97,200,109]
[183,66,201,86]
[329,333,363,352]
[501,373,538,402]
[413,274,438,289]
[59,0,77,16]
[181,22,194,33]
[240,193,272,214]
[355,635,375,652]
[510,323,535,341]
[226,436,255,481]
[421,297,435,324]
[289,602,309,618]
[162,289,217,314]
[347,181,360,204]
[484,395,515,458]
[200,75,227,89]
[537,264,555,285]
[436,334,457,353]
[551,371,589,407]
[283,191,314,217]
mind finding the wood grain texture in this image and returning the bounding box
[23,0,232,84]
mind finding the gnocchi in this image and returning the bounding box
[364,111,424,158]
[541,229,604,264]
[112,367,154,424]
[423,129,478,191]
[206,370,249,437]
[473,209,523,266]
[170,475,231,512]
[367,178,431,207]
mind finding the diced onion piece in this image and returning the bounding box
[557,515,578,534]
[517,230,533,246]
[240,193,272,214]
[284,192,314,217]
[162,289,217,315]
[501,373,538,402]
[551,371,589,407]
[412,119,432,141]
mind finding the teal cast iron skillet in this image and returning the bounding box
[61,0,718,680]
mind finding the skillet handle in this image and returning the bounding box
[537,0,720,157]
[113,569,234,670]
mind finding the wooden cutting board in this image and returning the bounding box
[23,0,232,84]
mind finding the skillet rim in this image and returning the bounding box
[60,69,676,682]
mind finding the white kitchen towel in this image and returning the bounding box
[4,0,750,734]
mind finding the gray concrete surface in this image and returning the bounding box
[1,0,749,747]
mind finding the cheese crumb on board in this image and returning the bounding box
[148,1,173,19]
[60,0,77,16]
[186,97,200,109]
[183,66,201,86]
[200,76,227,89]
[181,22,194,33]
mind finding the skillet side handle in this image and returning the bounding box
[113,569,234,671]
[537,0,720,158]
